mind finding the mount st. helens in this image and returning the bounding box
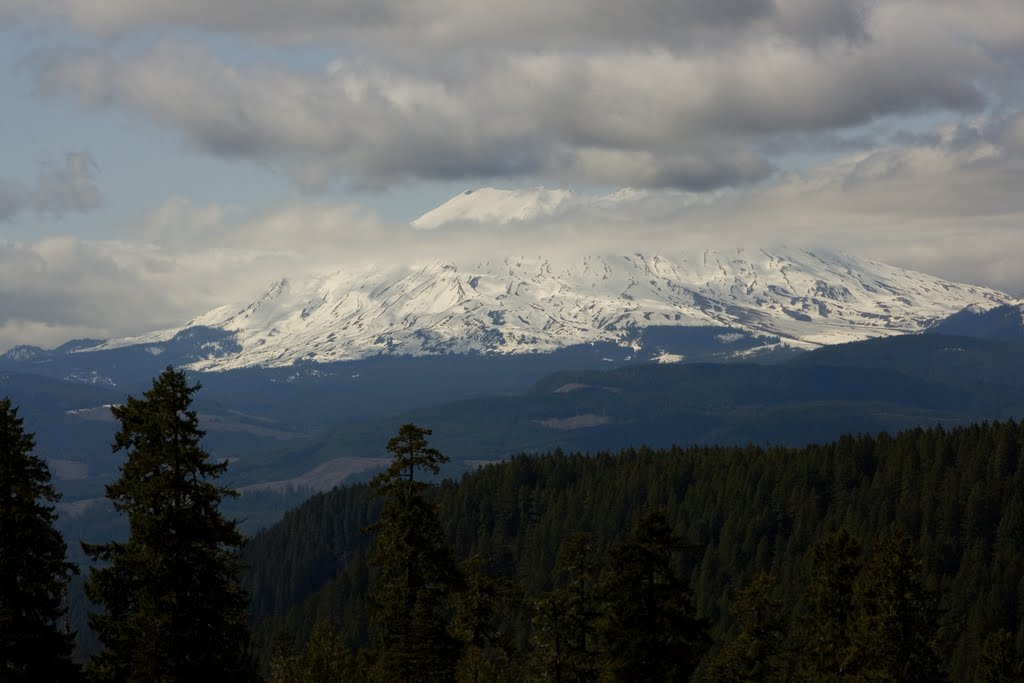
[410,187,580,229]
[1,189,1020,573]
[76,246,1009,372]
[3,189,1016,374]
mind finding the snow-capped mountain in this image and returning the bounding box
[411,187,580,229]
[78,247,1012,372]
[410,186,715,230]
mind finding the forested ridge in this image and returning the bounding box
[247,419,1024,680]
[6,364,1024,680]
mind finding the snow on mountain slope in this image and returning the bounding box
[81,248,1013,371]
[411,187,579,229]
[410,186,710,230]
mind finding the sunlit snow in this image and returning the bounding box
[80,247,1011,371]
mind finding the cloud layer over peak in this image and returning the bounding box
[30,0,1021,191]
[1,0,1023,350]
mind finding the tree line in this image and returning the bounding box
[250,422,1024,680]
[5,365,1024,680]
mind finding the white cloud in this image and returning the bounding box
[130,196,236,246]
[2,0,1024,349]
[40,21,1000,192]
[0,319,105,351]
[130,196,392,253]
[22,0,1017,194]
[4,107,1024,354]
[0,234,311,349]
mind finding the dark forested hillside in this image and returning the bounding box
[246,419,1024,680]
[251,334,1024,485]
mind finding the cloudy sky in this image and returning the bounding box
[0,0,1022,350]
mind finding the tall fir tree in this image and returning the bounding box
[706,573,790,683]
[0,397,79,682]
[848,529,946,682]
[83,367,253,682]
[530,592,571,683]
[597,509,709,682]
[530,532,600,683]
[453,554,522,683]
[794,528,862,681]
[555,531,599,680]
[268,619,356,683]
[366,424,462,682]
[974,630,1024,683]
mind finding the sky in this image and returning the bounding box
[0,0,1022,350]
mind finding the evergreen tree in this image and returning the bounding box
[974,630,1024,683]
[597,509,709,682]
[557,532,599,682]
[706,573,789,683]
[83,367,253,682]
[530,532,600,683]
[848,529,945,682]
[453,555,522,682]
[530,592,570,683]
[0,397,79,682]
[268,619,355,683]
[366,424,462,682]
[794,528,862,680]
[245,419,1024,677]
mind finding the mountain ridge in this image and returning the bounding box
[926,299,1024,343]
[67,246,1010,372]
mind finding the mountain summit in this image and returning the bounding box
[78,247,1011,371]
[411,187,580,229]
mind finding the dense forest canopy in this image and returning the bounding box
[5,364,1024,680]
[247,420,1024,680]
